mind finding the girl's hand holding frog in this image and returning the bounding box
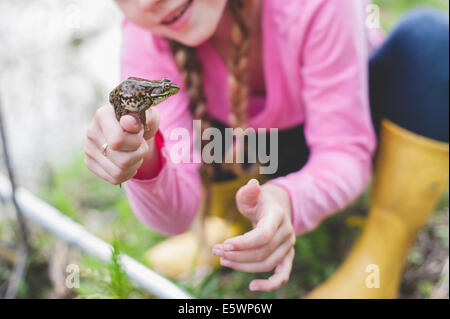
[84,105,160,185]
[213,179,296,292]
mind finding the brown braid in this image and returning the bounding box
[224,0,254,176]
[168,0,254,228]
[228,0,252,129]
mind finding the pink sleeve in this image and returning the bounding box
[268,0,376,236]
[120,20,202,236]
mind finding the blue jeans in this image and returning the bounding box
[370,8,449,143]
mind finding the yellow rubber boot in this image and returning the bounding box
[144,174,258,279]
[307,119,449,299]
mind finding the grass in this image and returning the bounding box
[373,0,448,29]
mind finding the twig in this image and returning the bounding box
[4,245,27,298]
[0,92,30,298]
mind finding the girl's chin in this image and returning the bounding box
[167,26,215,47]
[173,35,210,47]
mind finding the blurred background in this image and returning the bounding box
[0,0,448,299]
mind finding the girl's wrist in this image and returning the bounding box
[133,136,162,180]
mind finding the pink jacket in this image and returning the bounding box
[122,0,376,236]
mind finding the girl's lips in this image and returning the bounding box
[161,0,193,25]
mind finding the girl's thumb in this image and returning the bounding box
[236,179,261,221]
[119,114,142,134]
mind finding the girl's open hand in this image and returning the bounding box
[84,104,160,185]
[212,179,296,292]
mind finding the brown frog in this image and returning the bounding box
[109,77,180,131]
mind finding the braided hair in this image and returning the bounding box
[168,0,254,223]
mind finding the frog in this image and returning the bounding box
[109,77,180,131]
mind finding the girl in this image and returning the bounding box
[84,0,449,297]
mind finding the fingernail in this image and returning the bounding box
[223,244,234,251]
[248,178,259,185]
[212,249,222,257]
[250,283,259,291]
[131,116,140,126]
[220,258,231,266]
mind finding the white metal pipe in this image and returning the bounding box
[0,174,192,299]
